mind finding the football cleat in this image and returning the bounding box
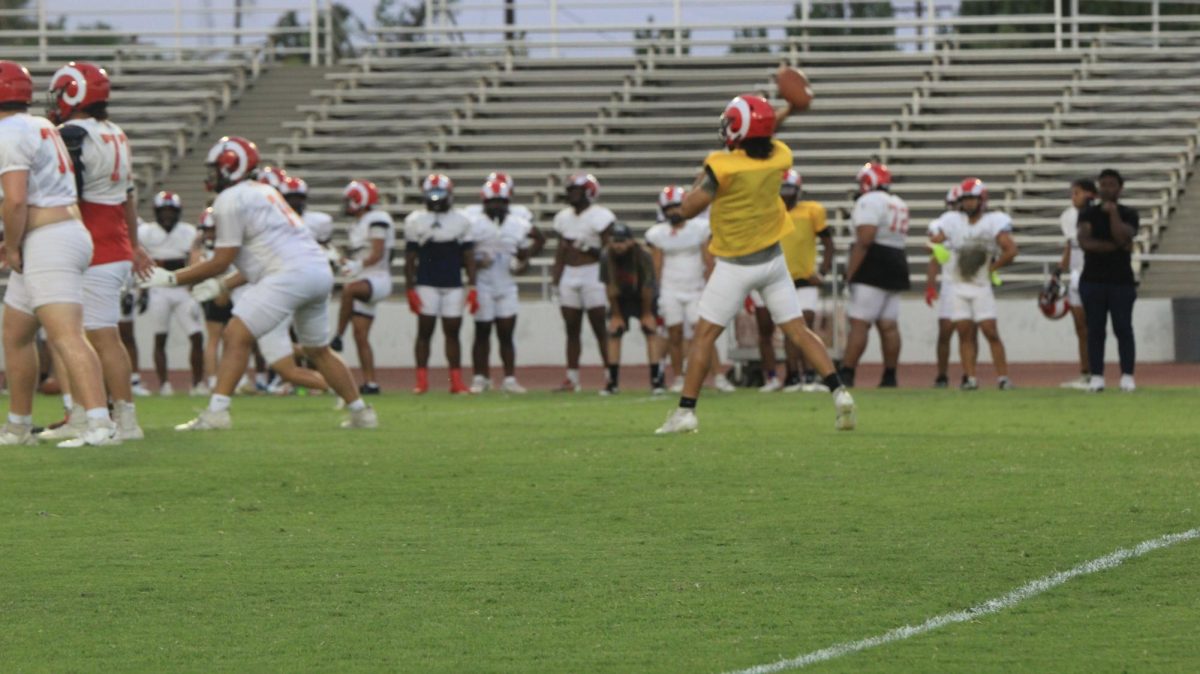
[0,423,38,446]
[802,381,830,393]
[58,419,120,447]
[341,406,378,429]
[190,382,211,397]
[175,409,232,431]
[1060,375,1090,390]
[934,374,949,389]
[713,374,737,393]
[669,377,685,393]
[500,377,527,394]
[759,378,782,393]
[655,407,699,435]
[114,401,143,441]
[359,382,381,395]
[469,375,491,394]
[998,376,1014,391]
[1086,376,1105,393]
[1119,375,1136,393]
[38,406,85,440]
[131,381,153,397]
[833,387,857,431]
[159,382,174,396]
[960,376,979,391]
[553,379,581,393]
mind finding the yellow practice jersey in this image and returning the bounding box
[781,201,828,280]
[704,139,794,258]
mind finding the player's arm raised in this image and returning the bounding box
[681,169,716,220]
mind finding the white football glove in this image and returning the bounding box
[190,278,225,302]
[324,245,341,265]
[138,266,177,289]
[339,259,364,278]
[508,256,524,272]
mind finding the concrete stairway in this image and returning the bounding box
[153,63,339,223]
[1140,165,1200,297]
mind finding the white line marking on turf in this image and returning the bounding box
[725,527,1200,674]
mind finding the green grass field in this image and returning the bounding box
[2,388,1198,673]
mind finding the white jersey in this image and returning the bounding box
[932,210,1013,287]
[348,209,395,275]
[645,218,710,293]
[0,113,77,208]
[404,209,474,247]
[851,190,909,250]
[61,117,132,205]
[211,181,327,284]
[464,202,533,223]
[140,221,197,263]
[1060,206,1083,273]
[303,210,334,245]
[553,203,615,252]
[470,211,535,290]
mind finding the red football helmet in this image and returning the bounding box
[782,168,802,189]
[153,191,182,210]
[0,60,33,106]
[566,173,599,200]
[481,178,512,201]
[959,177,988,201]
[856,162,892,194]
[719,95,776,149]
[945,184,963,206]
[658,185,686,209]
[47,62,110,124]
[1038,275,1070,320]
[198,206,214,229]
[485,172,514,191]
[344,179,379,215]
[257,165,287,191]
[204,136,260,192]
[280,175,308,196]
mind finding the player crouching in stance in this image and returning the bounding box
[600,223,663,395]
[405,174,478,394]
[656,95,855,434]
[331,179,394,394]
[928,178,1018,390]
[140,191,206,396]
[140,136,376,429]
[0,61,118,446]
[468,177,545,394]
[645,186,736,394]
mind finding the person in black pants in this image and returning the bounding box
[1077,168,1139,392]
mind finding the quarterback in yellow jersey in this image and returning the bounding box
[778,169,834,392]
[655,94,855,434]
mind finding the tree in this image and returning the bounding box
[956,1,1200,48]
[270,3,362,61]
[787,1,897,52]
[634,16,691,56]
[728,27,771,54]
[373,0,461,57]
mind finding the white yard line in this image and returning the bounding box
[725,527,1200,674]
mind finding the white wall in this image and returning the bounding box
[110,297,1176,371]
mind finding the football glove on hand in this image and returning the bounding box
[508,256,524,273]
[465,288,479,314]
[191,278,225,303]
[406,288,422,313]
[924,284,938,307]
[139,266,177,289]
[340,259,363,278]
[324,245,342,265]
[743,296,756,314]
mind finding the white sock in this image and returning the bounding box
[130,373,141,385]
[209,394,232,413]
[62,394,73,410]
[503,376,516,384]
[85,407,111,422]
[566,369,580,385]
[8,412,32,426]
[208,375,217,388]
[347,398,367,412]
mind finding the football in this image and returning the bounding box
[776,65,813,111]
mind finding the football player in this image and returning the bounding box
[1058,178,1095,389]
[43,61,145,441]
[140,136,374,430]
[551,174,614,392]
[924,185,965,388]
[140,191,206,396]
[404,174,477,394]
[0,60,118,446]
[929,178,1018,390]
[644,186,736,394]
[331,179,394,394]
[280,175,335,248]
[778,169,833,392]
[600,222,662,395]
[468,177,545,394]
[839,162,910,389]
[655,95,854,434]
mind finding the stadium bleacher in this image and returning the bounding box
[271,35,1198,295]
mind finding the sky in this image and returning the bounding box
[26,1,937,57]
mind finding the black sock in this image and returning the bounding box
[803,369,816,383]
[649,363,661,382]
[824,373,843,392]
[784,370,800,385]
[679,396,697,409]
[607,365,619,387]
[884,367,896,379]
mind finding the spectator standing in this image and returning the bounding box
[1077,168,1139,393]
